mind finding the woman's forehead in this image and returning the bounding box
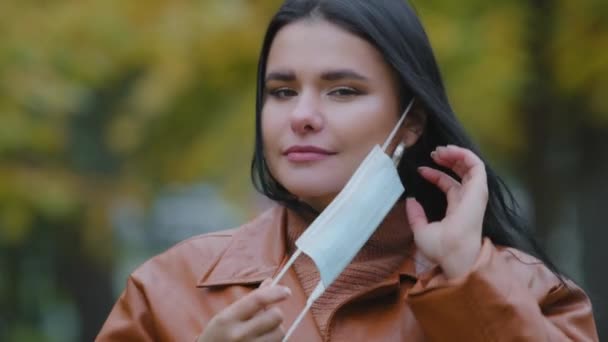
[265,19,389,79]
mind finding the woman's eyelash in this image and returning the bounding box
[266,86,363,98]
[329,87,361,96]
[268,88,297,98]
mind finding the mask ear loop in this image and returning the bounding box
[382,99,415,152]
[271,249,302,287]
[281,282,324,342]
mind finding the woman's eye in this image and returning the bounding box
[269,88,297,99]
[328,87,360,97]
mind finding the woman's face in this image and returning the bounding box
[262,19,409,210]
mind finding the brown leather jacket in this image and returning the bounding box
[97,206,598,341]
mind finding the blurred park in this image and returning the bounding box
[0,0,606,340]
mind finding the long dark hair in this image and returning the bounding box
[251,0,561,275]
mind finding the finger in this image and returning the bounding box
[405,197,429,232]
[417,166,461,195]
[430,146,469,178]
[240,307,284,337]
[252,327,284,342]
[225,286,291,321]
[431,146,489,216]
[431,145,485,181]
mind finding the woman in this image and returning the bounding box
[97,0,598,341]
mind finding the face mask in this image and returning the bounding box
[271,99,415,341]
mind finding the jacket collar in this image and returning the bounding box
[197,205,427,288]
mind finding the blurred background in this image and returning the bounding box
[0,0,606,340]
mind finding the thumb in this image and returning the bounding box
[405,197,428,232]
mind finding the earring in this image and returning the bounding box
[391,142,406,166]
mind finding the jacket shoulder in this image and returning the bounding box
[128,229,237,286]
[128,206,282,286]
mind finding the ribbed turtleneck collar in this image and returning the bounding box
[283,202,415,337]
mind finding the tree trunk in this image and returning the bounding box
[54,219,115,342]
[578,123,608,339]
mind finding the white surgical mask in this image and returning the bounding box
[271,99,415,341]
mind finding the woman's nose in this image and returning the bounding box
[290,92,324,135]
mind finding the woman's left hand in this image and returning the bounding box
[405,145,488,279]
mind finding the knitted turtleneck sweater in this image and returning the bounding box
[285,203,414,336]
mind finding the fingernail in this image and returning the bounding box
[281,286,292,296]
[430,151,438,158]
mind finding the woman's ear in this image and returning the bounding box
[401,105,427,147]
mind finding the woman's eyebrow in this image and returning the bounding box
[265,71,296,83]
[265,69,369,83]
[321,69,368,81]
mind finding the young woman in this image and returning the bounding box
[97,1,598,341]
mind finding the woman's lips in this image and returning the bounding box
[283,145,336,162]
[286,152,332,162]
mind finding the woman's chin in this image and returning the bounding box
[285,184,339,208]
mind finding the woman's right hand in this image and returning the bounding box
[197,279,291,342]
